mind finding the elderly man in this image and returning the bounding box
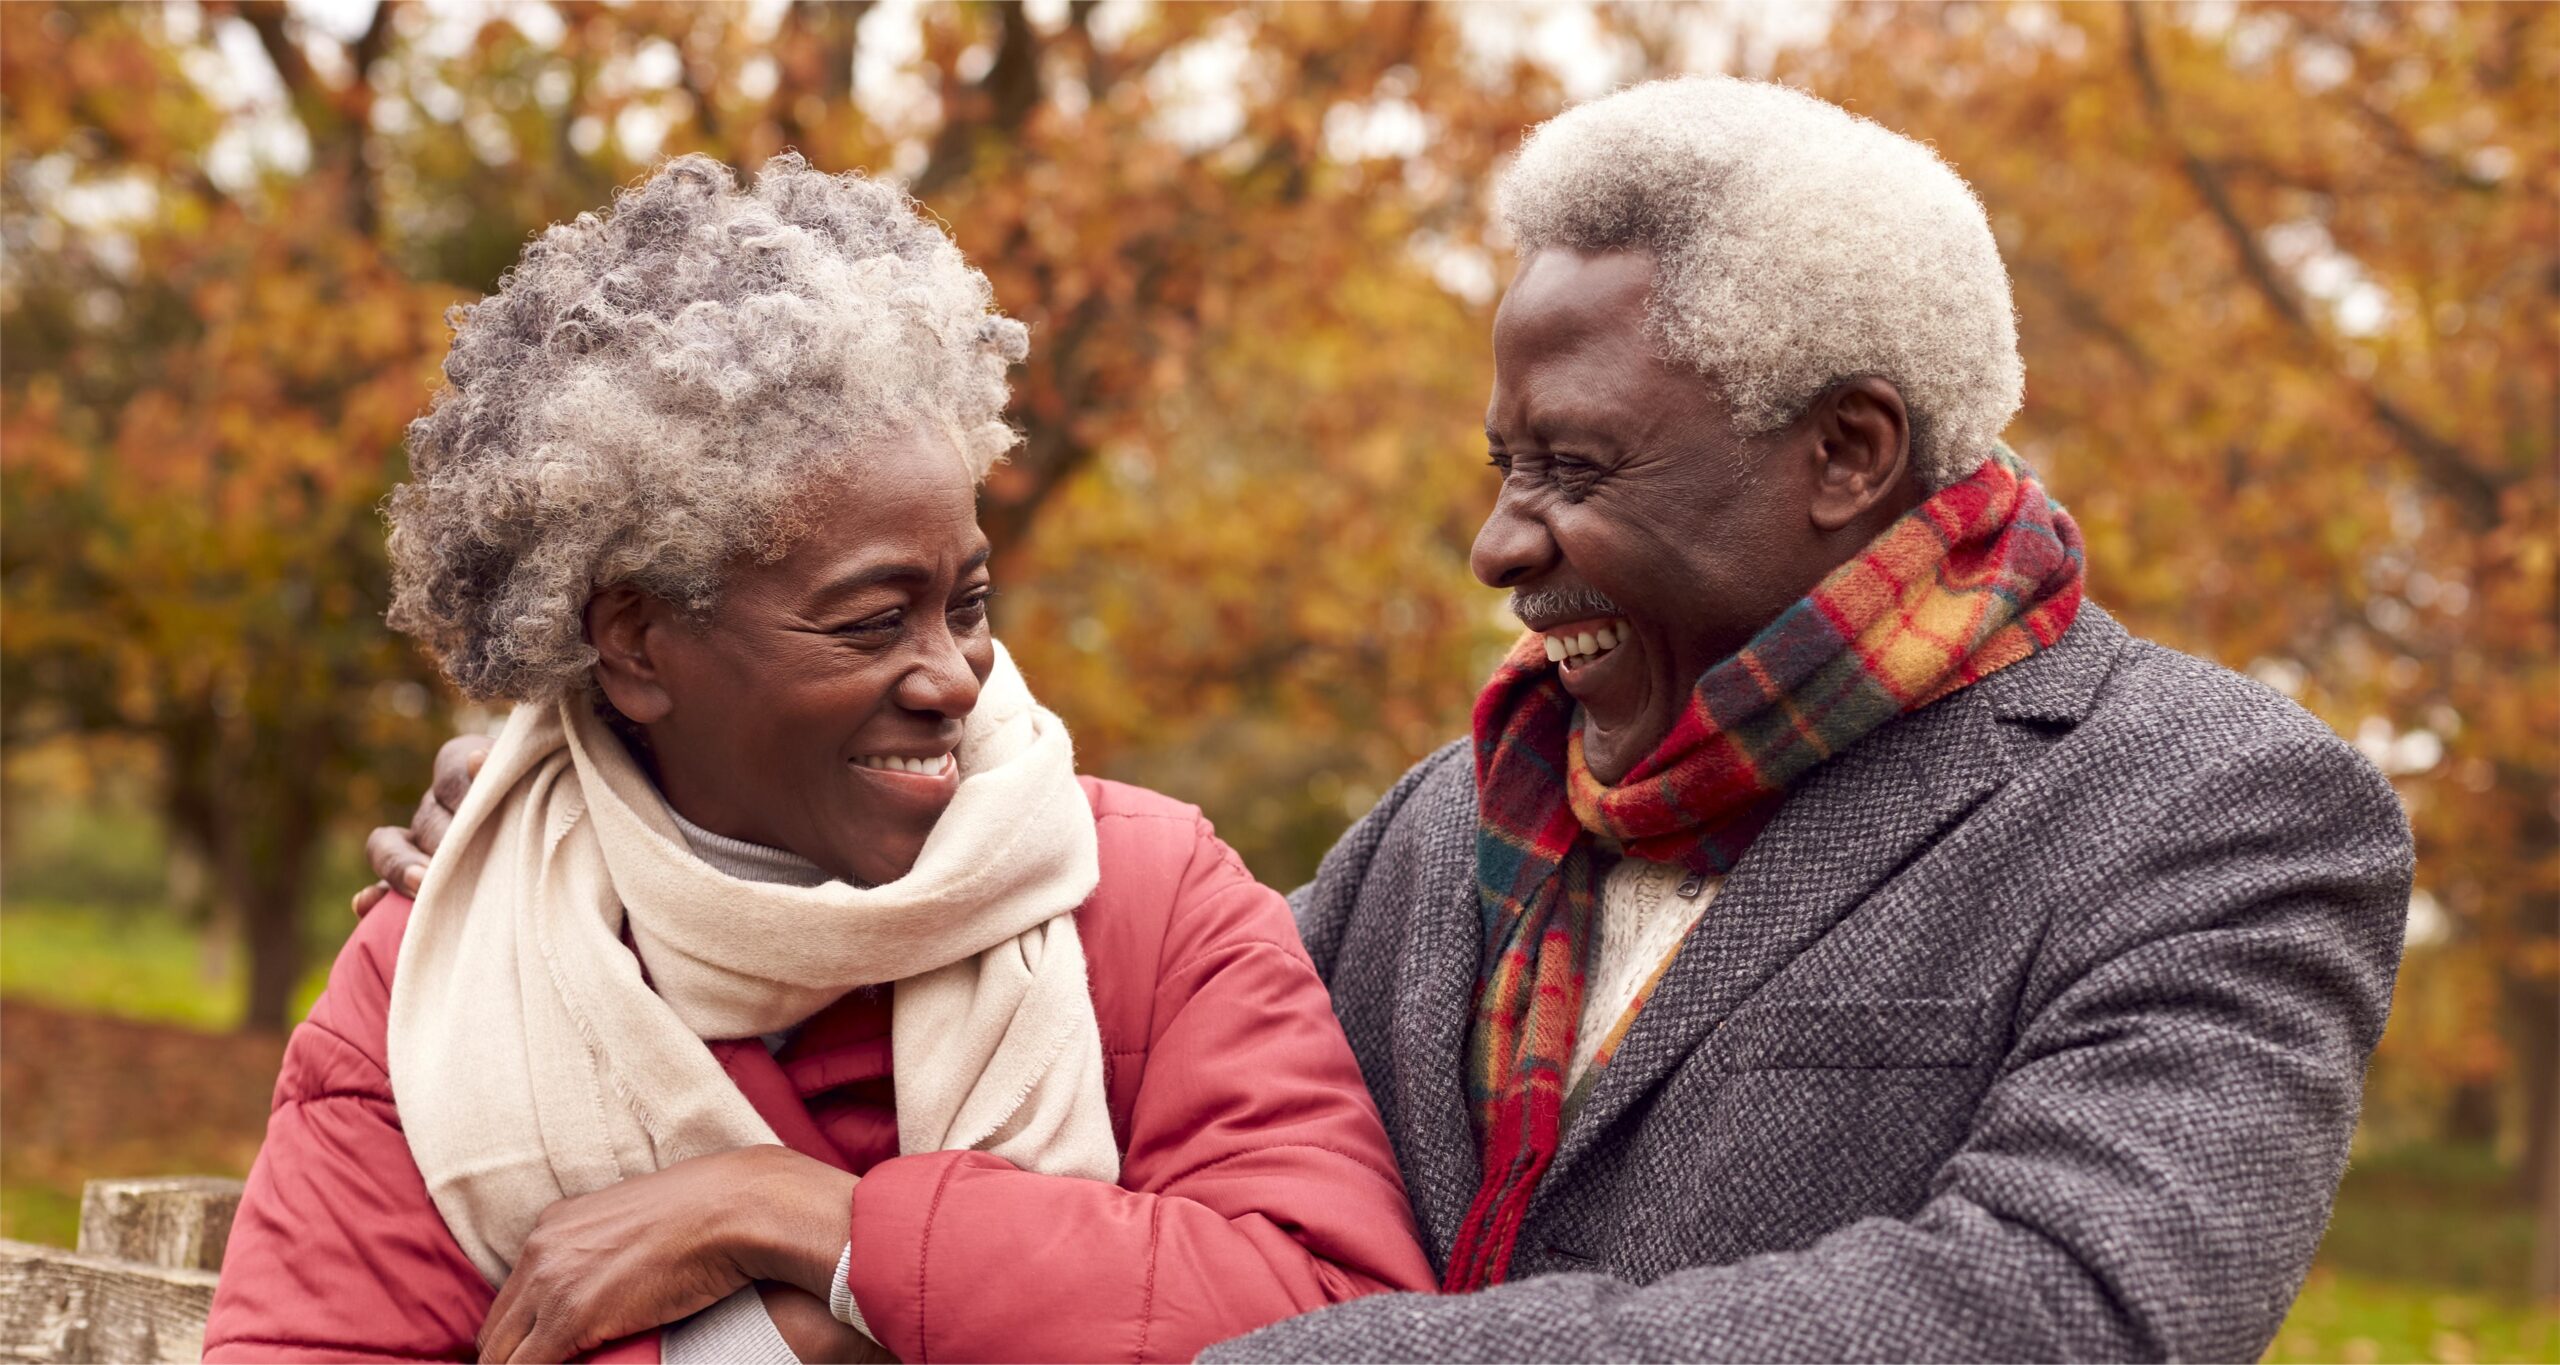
[368,78,2408,1362]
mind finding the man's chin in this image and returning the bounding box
[1579,715,1669,787]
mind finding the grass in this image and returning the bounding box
[2319,1144,2544,1299]
[0,1180,83,1248]
[2269,1270,2558,1364]
[2262,1143,2560,1362]
[0,900,326,1031]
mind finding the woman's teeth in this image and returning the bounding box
[852,753,952,775]
[1542,619,1627,668]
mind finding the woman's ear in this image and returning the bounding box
[1806,377,1915,533]
[585,585,676,725]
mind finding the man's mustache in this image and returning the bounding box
[1509,586,1623,627]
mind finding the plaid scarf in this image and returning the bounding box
[1444,445,2084,1292]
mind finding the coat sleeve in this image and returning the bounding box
[1203,731,2413,1364]
[842,814,1437,1364]
[203,899,662,1364]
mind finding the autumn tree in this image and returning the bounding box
[3,3,455,1030]
[4,1,1563,1024]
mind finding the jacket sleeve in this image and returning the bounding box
[1204,731,2413,1364]
[1289,739,1468,982]
[203,899,662,1364]
[842,815,1437,1364]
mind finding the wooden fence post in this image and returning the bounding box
[75,1178,239,1274]
[0,1177,240,1363]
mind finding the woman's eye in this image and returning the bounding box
[1486,450,1514,475]
[838,610,902,638]
[948,591,994,629]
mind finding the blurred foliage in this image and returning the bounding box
[0,0,2551,1299]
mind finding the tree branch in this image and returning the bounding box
[980,418,1095,555]
[2122,6,2507,530]
[233,0,389,236]
[2017,257,2154,378]
[774,0,867,156]
[913,2,1044,198]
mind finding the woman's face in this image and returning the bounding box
[597,431,997,886]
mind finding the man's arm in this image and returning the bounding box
[355,733,492,914]
[1206,731,2411,1364]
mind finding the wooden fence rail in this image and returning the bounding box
[0,1177,239,1364]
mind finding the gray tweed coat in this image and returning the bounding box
[1205,604,2410,1363]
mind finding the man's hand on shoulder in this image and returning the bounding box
[353,733,495,917]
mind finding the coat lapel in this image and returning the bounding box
[1545,684,2014,1186]
[1389,778,1491,1263]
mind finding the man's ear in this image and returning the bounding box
[1806,377,1915,533]
[585,585,675,725]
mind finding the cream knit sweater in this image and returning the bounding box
[1569,857,1721,1091]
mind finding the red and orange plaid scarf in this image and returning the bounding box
[1444,445,2085,1292]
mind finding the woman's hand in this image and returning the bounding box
[477,1145,860,1363]
[354,734,493,915]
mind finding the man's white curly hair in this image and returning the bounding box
[387,152,1028,702]
[1499,76,2022,487]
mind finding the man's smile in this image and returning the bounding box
[1537,615,1626,666]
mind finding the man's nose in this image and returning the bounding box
[1470,492,1559,590]
[896,627,983,720]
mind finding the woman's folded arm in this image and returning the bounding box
[203,899,664,1364]
[842,819,1434,1364]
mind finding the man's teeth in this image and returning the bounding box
[1541,619,1627,666]
[852,754,951,775]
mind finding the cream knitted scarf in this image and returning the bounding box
[386,643,1117,1284]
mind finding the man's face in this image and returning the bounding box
[1471,247,1831,785]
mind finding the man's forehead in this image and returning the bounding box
[1494,251,1656,364]
[1495,245,1658,322]
[1489,251,1703,440]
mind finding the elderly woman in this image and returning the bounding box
[202,154,1431,1364]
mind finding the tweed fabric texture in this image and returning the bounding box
[1206,603,2411,1363]
[1452,448,2084,1291]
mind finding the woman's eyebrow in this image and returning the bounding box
[809,546,993,600]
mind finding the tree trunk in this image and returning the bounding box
[222,745,323,1036]
[2442,1078,2501,1148]
[170,704,329,1036]
[235,865,308,1037]
[2515,972,2560,1301]
[2501,756,2560,1302]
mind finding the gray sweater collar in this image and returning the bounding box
[665,806,837,889]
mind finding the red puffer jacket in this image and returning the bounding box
[203,778,1432,1363]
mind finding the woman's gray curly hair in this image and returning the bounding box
[1499,76,2022,487]
[386,152,1028,702]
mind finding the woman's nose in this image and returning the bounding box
[896,627,983,720]
[1469,492,1559,590]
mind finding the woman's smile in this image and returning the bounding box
[845,748,963,825]
[849,751,957,777]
